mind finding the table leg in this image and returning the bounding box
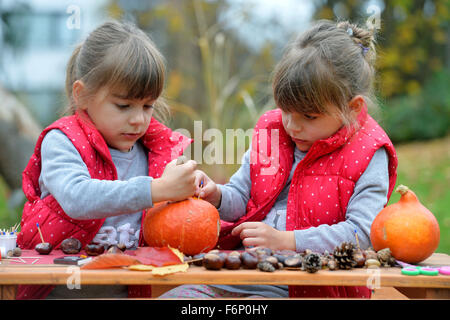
[1,285,17,300]
[151,285,177,298]
[395,287,450,299]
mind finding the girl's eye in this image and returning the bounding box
[304,114,317,120]
[116,104,130,109]
[144,104,154,110]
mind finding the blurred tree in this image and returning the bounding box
[313,0,450,98]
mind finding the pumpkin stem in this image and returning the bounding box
[395,185,409,196]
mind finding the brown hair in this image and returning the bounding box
[272,20,377,126]
[65,20,169,121]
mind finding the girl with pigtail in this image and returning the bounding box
[17,20,205,299]
[162,20,398,298]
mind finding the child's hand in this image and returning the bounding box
[151,158,198,202]
[193,170,222,208]
[231,222,296,251]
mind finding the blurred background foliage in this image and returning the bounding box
[0,0,448,252]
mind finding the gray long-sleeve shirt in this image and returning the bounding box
[39,129,156,249]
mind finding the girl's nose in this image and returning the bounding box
[285,116,302,132]
[129,110,145,125]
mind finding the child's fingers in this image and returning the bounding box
[165,158,179,169]
[194,170,207,185]
[167,158,197,172]
[198,179,216,197]
[231,222,260,236]
[242,237,261,248]
[184,160,197,171]
[239,227,259,240]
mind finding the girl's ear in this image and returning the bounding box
[348,95,365,113]
[72,80,87,110]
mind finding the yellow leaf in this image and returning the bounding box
[128,263,189,275]
[151,263,189,276]
[168,246,185,262]
[128,264,155,271]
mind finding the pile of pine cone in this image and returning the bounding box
[190,243,396,273]
[330,242,396,270]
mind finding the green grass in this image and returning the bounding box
[1,136,448,253]
[0,176,21,230]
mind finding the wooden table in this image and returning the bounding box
[1,253,449,299]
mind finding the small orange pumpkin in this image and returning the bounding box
[143,198,220,256]
[370,185,440,263]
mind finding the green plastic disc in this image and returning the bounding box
[419,267,439,276]
[401,267,420,276]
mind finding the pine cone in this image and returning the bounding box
[303,252,322,273]
[377,248,396,267]
[333,242,357,269]
[364,248,378,260]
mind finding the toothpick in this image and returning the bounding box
[36,223,45,243]
[31,259,39,265]
[354,229,361,250]
[9,259,25,264]
[197,180,204,200]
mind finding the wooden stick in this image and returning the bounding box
[36,223,45,243]
[185,257,204,264]
[9,259,25,264]
[354,229,361,250]
[197,180,204,200]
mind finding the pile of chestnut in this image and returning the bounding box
[34,237,126,256]
[190,248,303,273]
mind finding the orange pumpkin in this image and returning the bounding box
[370,185,440,263]
[143,197,220,256]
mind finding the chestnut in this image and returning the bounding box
[262,256,279,269]
[210,250,227,264]
[255,247,273,257]
[107,244,126,254]
[61,238,82,254]
[13,247,22,257]
[84,243,105,256]
[217,252,228,264]
[228,251,241,258]
[257,260,276,272]
[283,256,302,268]
[353,249,366,268]
[35,242,53,255]
[203,253,224,270]
[241,251,258,269]
[225,255,241,270]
